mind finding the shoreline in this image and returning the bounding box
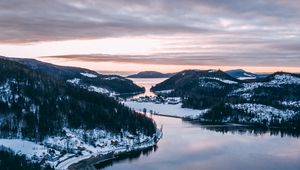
[62,113,300,169]
[65,131,162,170]
[152,113,182,119]
[68,145,156,170]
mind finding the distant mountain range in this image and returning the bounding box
[127,71,175,78]
[127,69,268,80]
[151,69,300,131]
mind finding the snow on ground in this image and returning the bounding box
[88,86,118,96]
[0,139,48,158]
[230,74,300,99]
[238,76,256,80]
[66,78,80,85]
[229,103,298,123]
[229,82,263,99]
[199,77,238,84]
[281,101,300,108]
[0,127,162,170]
[66,79,118,96]
[102,77,124,81]
[0,80,13,103]
[243,73,254,77]
[124,101,208,118]
[52,127,161,169]
[233,74,300,95]
[80,72,97,78]
[88,86,110,94]
[154,89,174,94]
[0,80,32,107]
[199,81,224,89]
[270,74,300,85]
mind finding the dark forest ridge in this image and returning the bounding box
[127,71,175,78]
[1,56,145,95]
[127,69,270,79]
[0,56,156,139]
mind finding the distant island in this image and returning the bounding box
[127,71,175,78]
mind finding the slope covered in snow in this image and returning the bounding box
[199,77,238,84]
[66,78,80,85]
[66,78,118,96]
[229,103,298,124]
[124,101,208,119]
[80,72,97,78]
[148,70,300,130]
[0,57,158,169]
[0,127,162,169]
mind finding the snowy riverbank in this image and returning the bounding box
[0,127,162,170]
[124,101,208,119]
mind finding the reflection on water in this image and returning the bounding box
[95,145,158,169]
[98,115,300,170]
[128,78,167,98]
[194,123,300,138]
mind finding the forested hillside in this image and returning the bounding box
[151,69,300,130]
[0,58,156,140]
[10,57,145,94]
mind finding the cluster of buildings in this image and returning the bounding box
[127,96,181,105]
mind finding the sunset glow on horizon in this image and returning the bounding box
[0,0,299,74]
[39,56,300,74]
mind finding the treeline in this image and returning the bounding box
[0,147,53,170]
[0,58,156,141]
[181,84,238,109]
[188,102,300,131]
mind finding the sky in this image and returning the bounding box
[0,0,300,74]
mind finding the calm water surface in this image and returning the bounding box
[129,78,167,98]
[102,78,300,170]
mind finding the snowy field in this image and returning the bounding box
[0,139,48,158]
[124,101,208,118]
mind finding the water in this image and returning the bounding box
[101,78,300,170]
[128,78,167,98]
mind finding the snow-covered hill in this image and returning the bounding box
[0,57,159,169]
[150,70,300,130]
[0,128,161,170]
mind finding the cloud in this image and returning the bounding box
[0,0,299,43]
[0,0,216,43]
[1,0,300,68]
[40,52,300,67]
